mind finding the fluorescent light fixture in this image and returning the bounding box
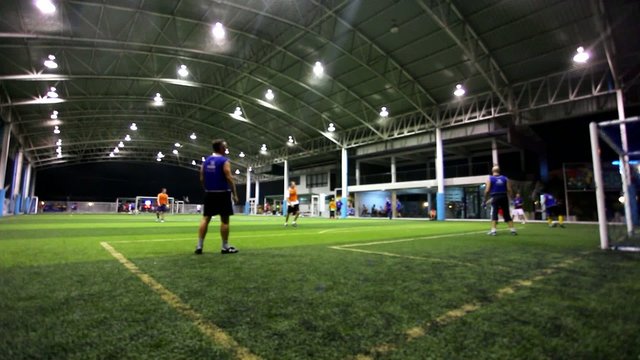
[113,147,120,153]
[313,61,324,78]
[224,148,229,155]
[130,123,137,131]
[55,139,62,146]
[118,141,125,148]
[248,166,252,172]
[190,133,197,140]
[239,151,245,158]
[379,106,389,117]
[156,158,162,162]
[157,151,165,158]
[50,110,58,119]
[153,93,163,105]
[56,153,62,158]
[53,125,60,134]
[260,144,267,152]
[234,169,240,175]
[172,149,178,155]
[191,160,196,165]
[174,142,181,147]
[287,135,295,145]
[44,55,58,69]
[573,46,589,63]
[327,123,336,132]
[453,84,465,97]
[212,22,225,39]
[233,106,242,116]
[47,87,58,98]
[124,134,131,141]
[35,0,56,14]
[178,65,189,77]
[109,152,115,157]
[265,89,274,101]
[201,156,206,162]
[55,146,61,153]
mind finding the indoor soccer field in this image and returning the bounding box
[1,214,639,359]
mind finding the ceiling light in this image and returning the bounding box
[379,106,389,117]
[288,135,295,144]
[55,146,61,153]
[174,142,181,147]
[44,55,58,69]
[56,153,62,158]
[157,151,165,158]
[156,158,162,162]
[47,87,58,98]
[109,152,115,158]
[35,0,56,14]
[50,110,58,119]
[190,133,197,140]
[113,147,120,153]
[178,65,189,77]
[191,160,196,165]
[55,139,62,146]
[53,125,60,134]
[260,144,267,152]
[224,148,229,155]
[248,166,252,172]
[313,61,324,78]
[453,84,465,97]
[234,169,240,175]
[153,93,163,105]
[265,89,274,101]
[573,46,589,63]
[239,151,245,158]
[201,156,206,162]
[327,123,336,132]
[233,106,242,116]
[212,22,225,39]
[130,123,137,131]
[172,149,179,155]
[118,141,125,148]
[124,134,131,141]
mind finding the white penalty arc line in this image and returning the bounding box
[100,242,261,360]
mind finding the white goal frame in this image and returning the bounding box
[590,116,639,250]
[134,195,175,214]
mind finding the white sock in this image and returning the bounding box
[222,241,229,250]
[490,228,496,233]
[197,238,204,249]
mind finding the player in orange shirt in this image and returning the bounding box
[284,181,300,227]
[156,188,169,223]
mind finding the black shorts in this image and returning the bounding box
[546,205,561,218]
[490,194,512,222]
[157,204,167,212]
[329,210,335,217]
[203,191,234,217]
[287,204,300,213]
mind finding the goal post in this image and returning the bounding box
[590,117,640,251]
[134,195,175,214]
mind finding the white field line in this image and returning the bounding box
[100,242,261,360]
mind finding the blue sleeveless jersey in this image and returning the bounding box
[543,194,557,207]
[203,155,230,192]
[513,196,524,209]
[489,175,508,194]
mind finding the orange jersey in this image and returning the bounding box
[157,193,169,205]
[288,187,298,202]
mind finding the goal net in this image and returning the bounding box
[133,195,176,214]
[590,117,640,251]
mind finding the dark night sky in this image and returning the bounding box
[29,108,638,203]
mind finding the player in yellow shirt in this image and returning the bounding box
[284,181,300,227]
[329,198,337,219]
[156,188,169,223]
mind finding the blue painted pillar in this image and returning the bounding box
[340,147,348,218]
[11,150,24,215]
[435,128,445,221]
[0,122,11,217]
[22,163,31,213]
[282,159,288,217]
[244,167,251,215]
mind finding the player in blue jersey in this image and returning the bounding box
[194,139,240,255]
[484,165,517,236]
[542,192,564,227]
[512,192,526,224]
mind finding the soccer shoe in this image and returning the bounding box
[284,223,288,227]
[221,247,238,254]
[550,223,558,228]
[160,220,165,223]
[511,230,518,236]
[560,224,566,228]
[292,222,297,227]
[487,231,496,236]
[194,248,203,255]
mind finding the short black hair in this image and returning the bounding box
[212,139,226,154]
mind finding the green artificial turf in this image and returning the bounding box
[1,214,639,359]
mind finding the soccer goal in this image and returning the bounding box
[589,117,640,251]
[133,195,175,214]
